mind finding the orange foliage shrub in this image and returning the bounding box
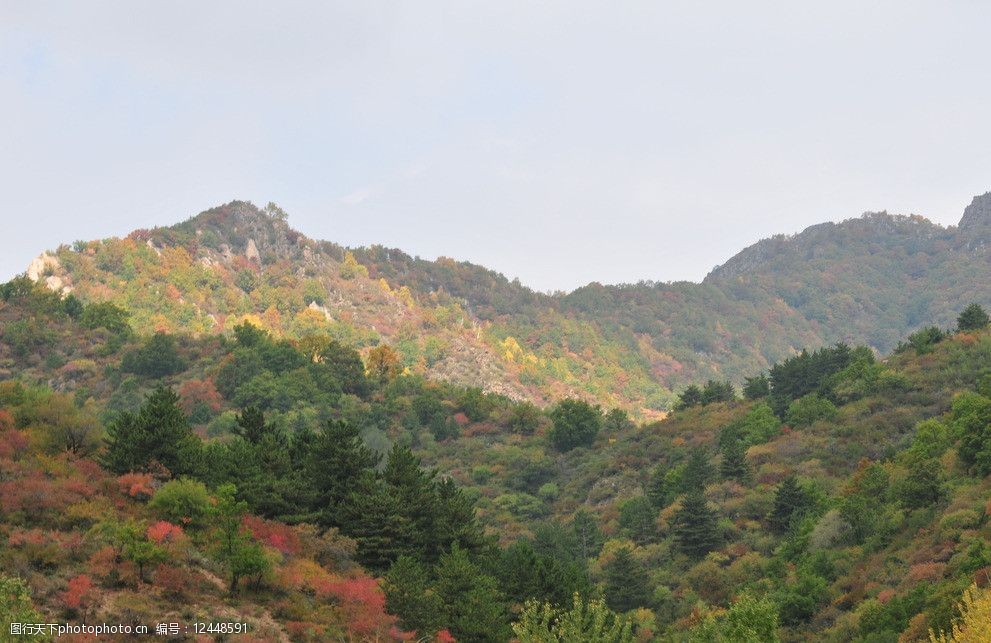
[243,516,301,556]
[147,521,185,545]
[908,561,946,583]
[117,473,155,500]
[61,574,95,612]
[152,564,190,598]
[321,577,397,637]
[178,379,223,415]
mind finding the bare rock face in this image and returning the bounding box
[959,192,991,230]
[26,253,61,282]
[245,238,261,263]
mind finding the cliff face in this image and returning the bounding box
[958,192,991,230]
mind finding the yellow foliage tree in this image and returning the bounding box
[930,583,991,643]
[366,344,402,382]
[339,251,369,280]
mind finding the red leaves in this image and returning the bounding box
[242,516,300,556]
[177,379,223,415]
[117,472,155,500]
[147,520,185,545]
[61,574,95,611]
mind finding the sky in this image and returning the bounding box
[2,2,991,292]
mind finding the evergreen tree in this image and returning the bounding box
[743,374,771,400]
[383,556,445,638]
[646,463,671,508]
[572,509,604,561]
[603,547,651,612]
[234,406,269,444]
[672,491,721,559]
[958,303,990,332]
[434,545,511,642]
[618,496,657,544]
[342,472,412,572]
[383,445,441,560]
[102,387,201,476]
[768,475,810,534]
[676,384,703,410]
[121,331,186,378]
[304,419,379,526]
[680,447,714,494]
[701,379,736,405]
[720,437,751,483]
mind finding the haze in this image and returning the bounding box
[2,1,990,292]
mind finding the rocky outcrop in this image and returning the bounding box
[958,192,991,230]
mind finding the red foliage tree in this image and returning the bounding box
[61,574,95,612]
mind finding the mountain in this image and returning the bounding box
[4,255,991,640]
[23,192,991,415]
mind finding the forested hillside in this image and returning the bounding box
[24,193,991,414]
[4,269,991,640]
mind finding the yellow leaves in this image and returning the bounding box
[339,251,369,280]
[377,278,392,294]
[929,583,991,642]
[396,285,415,308]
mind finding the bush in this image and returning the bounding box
[786,394,838,427]
[149,478,213,528]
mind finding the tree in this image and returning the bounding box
[0,574,44,631]
[676,385,703,410]
[673,492,721,559]
[690,593,780,642]
[339,251,369,279]
[618,496,657,544]
[895,456,945,510]
[434,545,511,642]
[509,401,543,434]
[768,475,810,534]
[343,473,413,572]
[603,408,634,432]
[572,510,604,561]
[785,394,837,428]
[720,438,750,483]
[646,464,671,508]
[680,448,714,494]
[957,303,990,332]
[366,344,402,382]
[548,399,602,452]
[121,332,185,378]
[950,392,991,475]
[603,547,651,612]
[512,593,634,643]
[383,556,446,638]
[930,583,991,643]
[102,387,201,476]
[80,301,131,334]
[304,419,379,525]
[742,375,770,400]
[701,380,736,405]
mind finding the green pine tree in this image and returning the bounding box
[383,556,445,638]
[720,438,751,483]
[958,303,990,331]
[603,546,651,612]
[102,386,201,476]
[304,419,379,526]
[342,472,412,572]
[434,545,511,642]
[768,475,809,534]
[672,492,721,559]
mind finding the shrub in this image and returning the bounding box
[149,478,213,528]
[786,394,838,428]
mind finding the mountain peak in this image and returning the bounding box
[959,192,991,230]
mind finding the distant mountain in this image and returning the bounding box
[24,192,991,412]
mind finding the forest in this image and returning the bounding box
[3,266,991,641]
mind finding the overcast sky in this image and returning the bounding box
[3,2,991,292]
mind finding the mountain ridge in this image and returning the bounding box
[23,191,991,412]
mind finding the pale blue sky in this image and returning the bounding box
[2,2,991,291]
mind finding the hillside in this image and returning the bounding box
[23,193,991,415]
[4,269,991,640]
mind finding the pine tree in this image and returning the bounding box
[383,445,441,560]
[342,473,412,572]
[434,545,511,642]
[102,387,201,476]
[676,384,703,410]
[383,556,445,638]
[680,448,714,494]
[572,509,604,560]
[304,419,379,526]
[672,492,721,559]
[768,475,809,534]
[604,547,651,612]
[646,464,671,508]
[720,438,751,483]
[958,303,990,332]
